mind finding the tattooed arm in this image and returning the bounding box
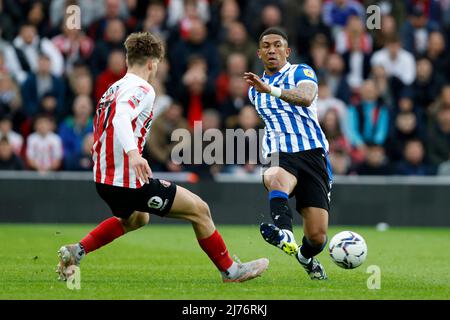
[243,72,317,107]
[279,81,317,107]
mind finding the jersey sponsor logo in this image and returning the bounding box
[148,196,164,209]
[303,68,314,78]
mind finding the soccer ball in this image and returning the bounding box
[329,231,367,269]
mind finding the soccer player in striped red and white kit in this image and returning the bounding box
[56,32,268,283]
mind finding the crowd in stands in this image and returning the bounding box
[0,0,450,178]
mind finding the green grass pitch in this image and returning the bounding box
[0,224,449,299]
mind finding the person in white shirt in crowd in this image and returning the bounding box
[26,114,63,172]
[371,33,416,87]
[12,23,64,84]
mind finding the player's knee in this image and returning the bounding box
[307,231,327,248]
[133,212,150,228]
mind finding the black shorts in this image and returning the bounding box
[263,148,333,212]
[96,179,177,219]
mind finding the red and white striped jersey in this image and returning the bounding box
[92,73,155,188]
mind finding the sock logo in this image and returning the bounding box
[148,196,164,209]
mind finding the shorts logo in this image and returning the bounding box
[159,179,171,188]
[148,196,164,209]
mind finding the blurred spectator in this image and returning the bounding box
[64,132,94,171]
[12,23,64,84]
[90,18,126,76]
[372,15,398,51]
[322,0,365,31]
[410,57,444,114]
[317,81,348,134]
[342,32,372,93]
[66,63,93,106]
[371,33,416,102]
[427,106,450,166]
[167,0,210,28]
[401,4,440,56]
[213,0,240,43]
[26,114,63,172]
[58,95,93,170]
[25,0,50,37]
[335,15,372,55]
[216,52,248,105]
[179,55,216,127]
[424,31,450,82]
[328,147,352,175]
[170,19,219,90]
[225,105,263,175]
[0,37,23,83]
[220,76,249,128]
[186,108,222,178]
[218,21,257,72]
[87,0,132,41]
[146,101,189,172]
[138,0,169,41]
[321,107,352,155]
[253,4,284,41]
[352,143,392,175]
[395,138,435,175]
[347,79,390,151]
[0,136,23,170]
[0,0,15,41]
[404,0,441,25]
[21,53,65,118]
[296,0,333,59]
[0,114,23,155]
[0,71,24,132]
[306,36,330,79]
[371,65,395,109]
[94,50,126,103]
[386,111,423,162]
[52,16,95,73]
[151,58,173,118]
[429,85,450,117]
[323,53,351,104]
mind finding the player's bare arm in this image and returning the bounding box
[243,72,317,107]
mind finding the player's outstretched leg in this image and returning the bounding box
[260,167,298,255]
[56,211,149,280]
[166,185,269,283]
[295,207,328,280]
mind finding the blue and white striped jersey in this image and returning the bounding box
[248,62,329,158]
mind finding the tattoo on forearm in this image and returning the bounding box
[279,82,317,106]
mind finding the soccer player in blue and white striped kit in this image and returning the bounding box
[244,27,332,280]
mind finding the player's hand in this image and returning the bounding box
[128,149,152,184]
[243,72,271,94]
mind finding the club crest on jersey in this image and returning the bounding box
[303,69,314,78]
[148,196,163,209]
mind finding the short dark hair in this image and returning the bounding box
[259,27,288,43]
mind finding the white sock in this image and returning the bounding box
[223,262,239,278]
[297,250,311,264]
